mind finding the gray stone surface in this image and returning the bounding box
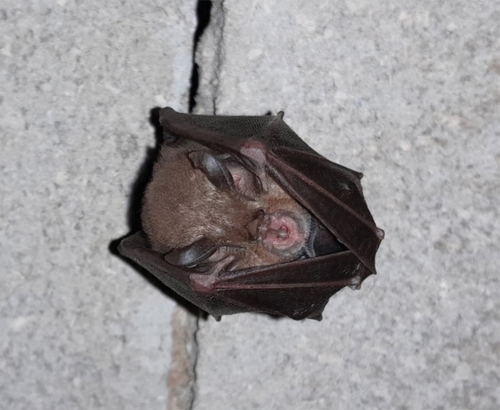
[192,1,499,409]
[0,1,195,408]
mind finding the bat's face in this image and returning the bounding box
[141,139,311,270]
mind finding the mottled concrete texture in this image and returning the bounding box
[192,1,499,409]
[0,1,195,408]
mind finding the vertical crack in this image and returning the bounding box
[188,1,213,113]
[188,315,200,410]
[167,3,220,410]
[166,308,200,410]
[168,2,227,409]
[189,0,226,115]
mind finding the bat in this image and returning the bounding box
[119,108,384,320]
[141,137,318,271]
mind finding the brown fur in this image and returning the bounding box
[141,140,309,269]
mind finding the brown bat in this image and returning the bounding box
[141,138,313,272]
[119,108,384,320]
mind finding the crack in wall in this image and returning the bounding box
[188,0,212,113]
[187,314,200,410]
[166,308,199,410]
[167,1,226,409]
[190,0,226,115]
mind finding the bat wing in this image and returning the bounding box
[159,108,384,273]
[119,232,370,320]
[267,147,384,274]
[118,108,384,320]
[119,232,246,319]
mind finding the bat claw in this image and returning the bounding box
[348,276,363,290]
[376,228,385,239]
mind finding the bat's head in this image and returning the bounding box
[141,138,315,271]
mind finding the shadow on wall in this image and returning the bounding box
[108,107,203,319]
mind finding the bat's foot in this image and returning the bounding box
[189,255,235,293]
[190,272,218,292]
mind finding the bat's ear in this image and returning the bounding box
[188,151,263,200]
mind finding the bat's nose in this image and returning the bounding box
[259,211,306,254]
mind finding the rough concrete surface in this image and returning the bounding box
[0,1,196,408]
[192,1,499,409]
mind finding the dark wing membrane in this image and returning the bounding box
[118,233,248,318]
[193,251,372,320]
[267,148,383,274]
[119,233,371,320]
[160,108,314,153]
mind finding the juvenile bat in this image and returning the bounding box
[119,108,384,320]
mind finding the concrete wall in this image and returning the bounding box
[1,1,195,408]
